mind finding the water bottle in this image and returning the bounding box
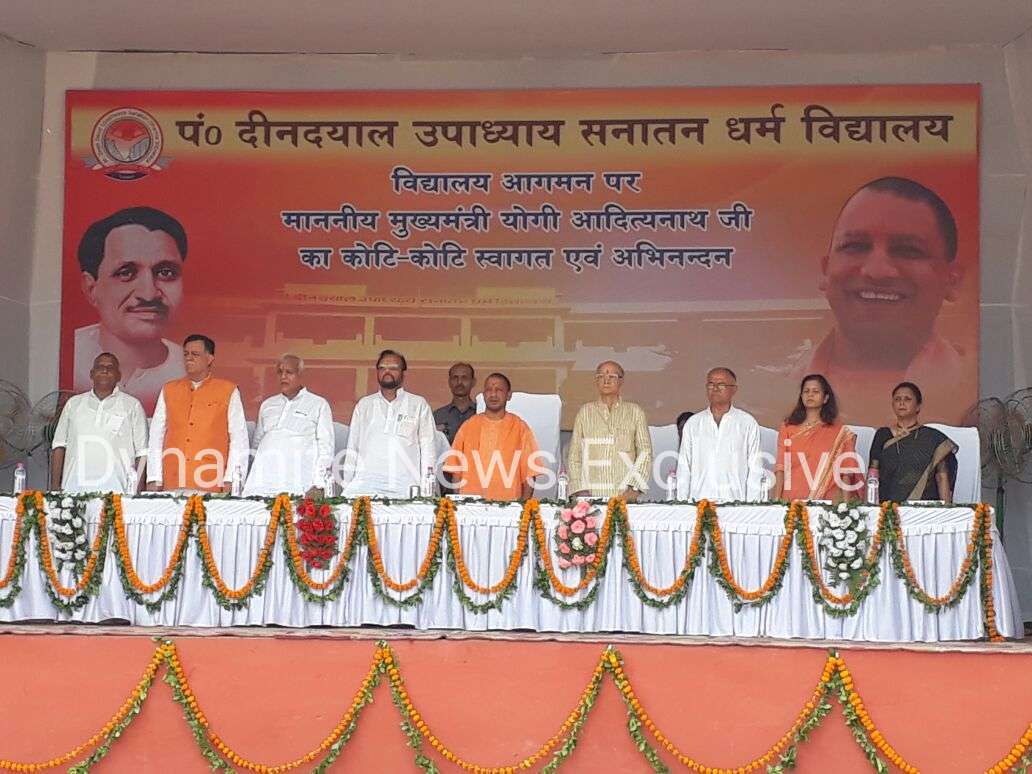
[556,468,569,501]
[421,466,437,498]
[866,468,879,505]
[231,466,243,498]
[666,468,677,502]
[13,462,26,494]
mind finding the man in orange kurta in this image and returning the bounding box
[146,334,250,492]
[445,373,542,501]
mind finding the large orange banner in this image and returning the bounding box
[62,86,979,428]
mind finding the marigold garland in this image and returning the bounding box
[0,502,24,590]
[5,638,1032,773]
[113,493,192,595]
[281,495,361,591]
[195,495,279,601]
[364,496,447,593]
[0,492,1010,640]
[31,491,107,598]
[447,497,530,595]
[892,501,986,607]
[622,500,704,597]
[797,500,886,606]
[705,498,798,603]
[533,497,615,597]
[0,641,166,771]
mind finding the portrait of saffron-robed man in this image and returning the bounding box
[794,176,974,425]
[73,206,188,414]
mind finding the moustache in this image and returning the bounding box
[126,300,168,313]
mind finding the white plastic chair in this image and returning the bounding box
[847,425,876,472]
[926,423,981,503]
[475,392,562,497]
[647,424,680,502]
[332,422,350,456]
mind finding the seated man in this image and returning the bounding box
[568,360,652,500]
[445,373,543,501]
[243,354,334,497]
[677,367,763,502]
[51,352,148,493]
[340,349,436,498]
[146,334,249,492]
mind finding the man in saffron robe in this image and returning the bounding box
[445,373,542,501]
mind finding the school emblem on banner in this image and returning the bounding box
[84,107,171,180]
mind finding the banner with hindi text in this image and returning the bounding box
[61,86,980,428]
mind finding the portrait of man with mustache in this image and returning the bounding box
[73,206,188,413]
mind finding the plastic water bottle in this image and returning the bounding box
[556,468,569,501]
[13,463,26,494]
[866,469,879,505]
[666,468,677,502]
[231,466,243,498]
[421,466,437,498]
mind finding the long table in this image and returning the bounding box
[0,495,1022,642]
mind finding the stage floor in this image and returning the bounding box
[2,624,1030,773]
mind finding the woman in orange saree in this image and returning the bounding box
[771,374,862,502]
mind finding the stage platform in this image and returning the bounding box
[2,624,1030,773]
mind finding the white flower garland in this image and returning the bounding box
[47,495,89,574]
[816,502,869,583]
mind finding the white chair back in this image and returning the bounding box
[647,424,681,502]
[333,422,350,456]
[847,425,876,473]
[926,423,981,503]
[475,392,562,497]
[758,426,778,473]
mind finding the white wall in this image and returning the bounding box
[0,36,44,396]
[15,43,1032,615]
[0,36,44,488]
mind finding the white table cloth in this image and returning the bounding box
[0,496,1021,642]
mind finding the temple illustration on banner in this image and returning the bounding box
[176,281,979,429]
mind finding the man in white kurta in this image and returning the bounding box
[243,355,334,497]
[51,353,149,493]
[676,367,764,502]
[341,350,436,498]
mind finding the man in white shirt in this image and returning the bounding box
[51,352,148,493]
[341,349,436,498]
[677,367,764,502]
[146,334,250,493]
[243,354,334,497]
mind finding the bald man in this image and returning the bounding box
[676,367,763,502]
[567,360,652,500]
[243,354,334,496]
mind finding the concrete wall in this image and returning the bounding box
[10,42,1032,615]
[0,36,44,395]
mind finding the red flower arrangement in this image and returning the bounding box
[295,497,339,569]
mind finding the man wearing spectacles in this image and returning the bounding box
[567,361,652,500]
[340,349,436,497]
[676,367,763,502]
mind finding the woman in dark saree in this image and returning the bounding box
[869,382,957,503]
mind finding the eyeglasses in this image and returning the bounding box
[594,374,622,383]
[705,382,737,391]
